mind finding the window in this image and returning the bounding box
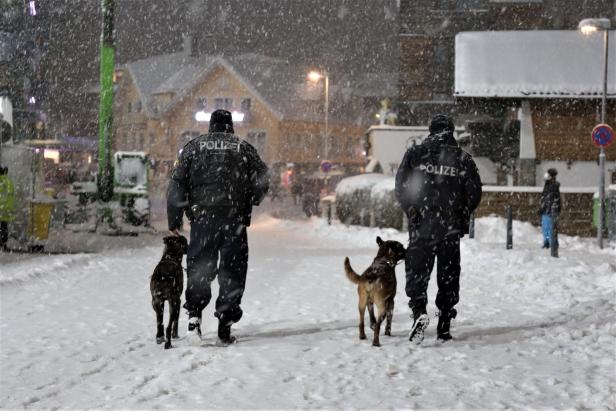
[135,100,142,113]
[246,131,266,155]
[127,102,132,113]
[241,98,251,112]
[195,97,207,111]
[215,97,233,110]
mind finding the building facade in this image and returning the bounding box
[398,0,616,188]
[113,53,367,203]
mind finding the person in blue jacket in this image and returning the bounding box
[539,168,560,249]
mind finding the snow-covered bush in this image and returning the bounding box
[335,174,391,227]
[370,178,403,230]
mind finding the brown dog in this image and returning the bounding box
[150,235,188,349]
[344,236,406,347]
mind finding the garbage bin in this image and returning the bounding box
[28,201,55,242]
[592,193,609,228]
[608,186,616,243]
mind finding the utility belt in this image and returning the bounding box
[187,204,252,226]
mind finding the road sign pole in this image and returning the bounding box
[599,146,605,248]
[598,30,609,249]
[591,124,613,250]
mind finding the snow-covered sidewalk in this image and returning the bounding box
[1,216,614,409]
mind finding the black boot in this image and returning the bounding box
[436,309,457,342]
[217,322,237,346]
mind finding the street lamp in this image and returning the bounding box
[308,70,329,159]
[578,18,612,249]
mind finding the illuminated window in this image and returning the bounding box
[215,97,233,110]
[196,97,207,110]
[241,98,251,112]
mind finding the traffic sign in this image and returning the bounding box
[591,124,614,147]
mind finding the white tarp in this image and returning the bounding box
[0,96,13,128]
[455,30,616,98]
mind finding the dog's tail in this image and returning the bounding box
[344,257,362,284]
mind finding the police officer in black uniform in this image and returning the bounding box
[395,114,482,344]
[167,109,269,345]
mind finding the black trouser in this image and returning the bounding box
[184,209,249,325]
[0,221,8,248]
[405,235,460,318]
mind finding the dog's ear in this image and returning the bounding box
[376,236,383,246]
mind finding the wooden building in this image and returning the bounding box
[113,52,367,200]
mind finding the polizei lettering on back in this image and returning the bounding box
[419,163,458,177]
[199,140,241,152]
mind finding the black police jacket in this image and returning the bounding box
[540,180,561,215]
[167,132,269,230]
[395,131,482,240]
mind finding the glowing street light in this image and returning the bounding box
[308,70,329,159]
[578,17,612,249]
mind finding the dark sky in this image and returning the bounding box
[42,0,398,134]
[115,0,399,76]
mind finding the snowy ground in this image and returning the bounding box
[1,214,615,410]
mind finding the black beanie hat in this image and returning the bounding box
[429,114,455,134]
[209,109,234,133]
[547,168,558,177]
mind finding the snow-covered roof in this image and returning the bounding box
[126,52,198,117]
[455,31,616,99]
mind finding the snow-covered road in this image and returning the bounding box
[1,216,615,409]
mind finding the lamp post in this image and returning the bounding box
[579,18,612,249]
[308,70,329,159]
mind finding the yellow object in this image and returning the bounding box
[29,202,55,241]
[43,187,57,198]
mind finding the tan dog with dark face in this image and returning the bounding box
[344,236,406,347]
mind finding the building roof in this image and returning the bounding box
[126,52,199,117]
[455,30,616,99]
[123,52,362,123]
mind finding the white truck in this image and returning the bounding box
[70,151,150,226]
